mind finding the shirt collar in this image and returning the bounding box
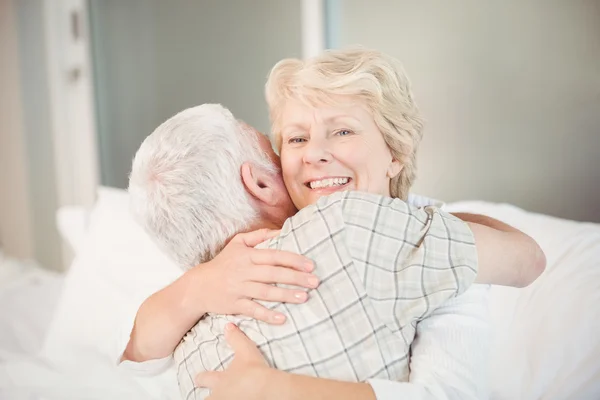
[407,193,445,209]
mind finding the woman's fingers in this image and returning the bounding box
[236,299,287,324]
[247,265,319,288]
[223,323,267,364]
[249,249,314,272]
[234,229,281,247]
[195,371,221,388]
[243,282,308,304]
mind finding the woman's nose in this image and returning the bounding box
[302,137,332,165]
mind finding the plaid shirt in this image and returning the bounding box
[174,191,478,399]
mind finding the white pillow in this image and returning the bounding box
[445,201,600,399]
[55,205,90,255]
[42,187,182,399]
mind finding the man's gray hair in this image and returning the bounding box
[128,104,277,269]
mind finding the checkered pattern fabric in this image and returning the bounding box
[174,191,478,399]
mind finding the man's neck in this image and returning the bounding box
[246,218,284,232]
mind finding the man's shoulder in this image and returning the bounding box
[318,190,393,203]
[276,192,409,239]
[313,191,443,210]
[283,192,408,227]
[281,191,439,230]
[259,192,378,249]
[313,191,409,211]
[262,191,445,249]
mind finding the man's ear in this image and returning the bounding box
[240,162,277,206]
[387,159,403,179]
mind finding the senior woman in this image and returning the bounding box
[120,48,545,399]
[268,48,423,207]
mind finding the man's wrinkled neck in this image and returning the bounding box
[247,218,283,232]
[220,217,280,249]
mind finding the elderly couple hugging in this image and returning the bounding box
[120,48,546,400]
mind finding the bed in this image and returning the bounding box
[1,186,599,399]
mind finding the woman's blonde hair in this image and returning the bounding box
[265,47,424,200]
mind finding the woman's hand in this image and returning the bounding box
[195,324,377,400]
[195,323,277,400]
[194,228,319,324]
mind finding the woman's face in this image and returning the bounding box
[278,98,401,210]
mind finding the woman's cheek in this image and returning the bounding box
[280,152,293,181]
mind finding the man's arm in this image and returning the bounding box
[454,213,546,287]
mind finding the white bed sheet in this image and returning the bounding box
[0,256,64,359]
[0,255,65,400]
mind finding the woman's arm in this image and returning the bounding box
[196,285,490,400]
[196,323,376,400]
[455,213,546,287]
[121,229,318,364]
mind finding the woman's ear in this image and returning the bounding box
[387,159,403,179]
[240,162,277,206]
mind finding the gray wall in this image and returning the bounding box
[89,0,303,189]
[0,0,34,260]
[12,0,64,270]
[337,1,600,222]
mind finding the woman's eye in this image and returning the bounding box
[335,129,353,136]
[288,137,307,144]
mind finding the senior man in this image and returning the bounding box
[121,104,544,400]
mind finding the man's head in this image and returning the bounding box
[128,104,296,269]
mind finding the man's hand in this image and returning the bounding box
[194,229,319,324]
[195,323,277,400]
